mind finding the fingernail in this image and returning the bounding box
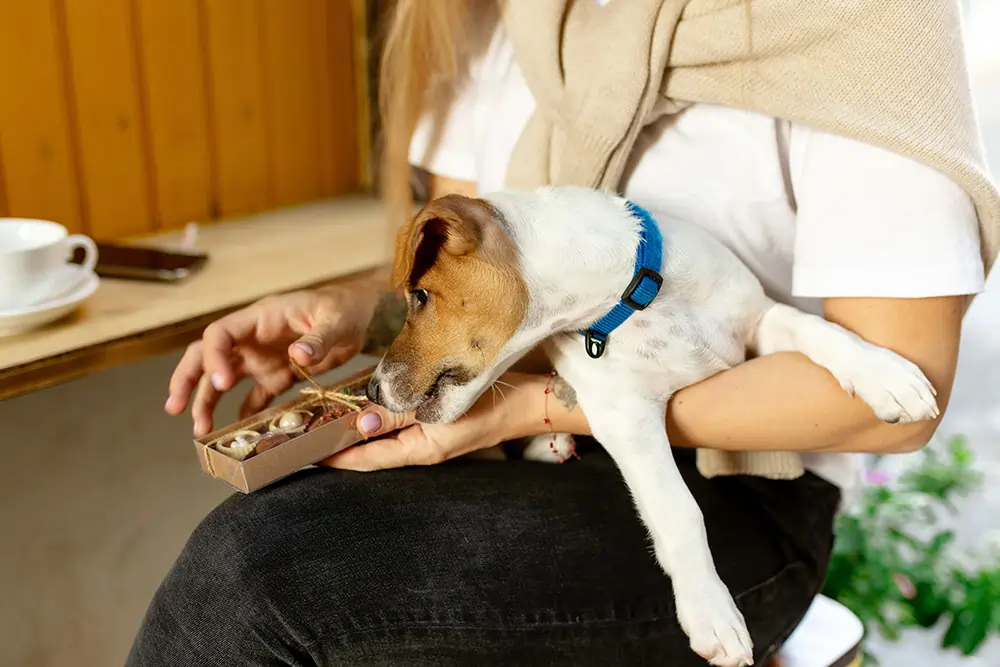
[294,342,315,359]
[359,412,382,435]
[165,396,177,412]
[211,373,226,391]
[193,422,206,437]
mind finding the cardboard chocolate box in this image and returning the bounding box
[193,365,374,493]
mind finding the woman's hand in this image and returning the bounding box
[322,373,546,471]
[166,276,383,436]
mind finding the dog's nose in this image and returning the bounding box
[366,378,382,405]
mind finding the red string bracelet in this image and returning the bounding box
[542,370,559,457]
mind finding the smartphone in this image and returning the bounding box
[81,243,209,282]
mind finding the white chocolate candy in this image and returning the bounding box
[279,411,304,430]
[216,430,262,461]
[268,409,312,435]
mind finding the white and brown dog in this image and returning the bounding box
[367,186,938,666]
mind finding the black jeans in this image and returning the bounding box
[127,446,839,666]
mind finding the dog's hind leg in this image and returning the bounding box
[572,385,753,667]
[752,302,939,424]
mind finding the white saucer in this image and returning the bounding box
[0,269,100,337]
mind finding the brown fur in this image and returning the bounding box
[384,195,528,403]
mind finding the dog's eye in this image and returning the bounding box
[410,289,429,307]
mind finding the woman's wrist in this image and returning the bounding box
[485,373,541,442]
[317,266,389,302]
[359,289,407,356]
[313,265,406,357]
[494,372,585,442]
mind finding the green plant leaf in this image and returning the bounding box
[941,611,967,650]
[958,605,992,655]
[927,530,955,556]
[835,516,866,554]
[827,434,1000,657]
[908,581,949,628]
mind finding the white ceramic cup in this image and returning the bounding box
[0,218,98,310]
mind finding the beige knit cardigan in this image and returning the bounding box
[501,0,1000,479]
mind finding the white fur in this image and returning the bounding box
[372,185,938,666]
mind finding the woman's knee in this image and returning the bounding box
[129,472,378,665]
[167,470,382,602]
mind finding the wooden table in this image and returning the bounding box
[0,195,391,401]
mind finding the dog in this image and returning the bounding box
[366,186,938,666]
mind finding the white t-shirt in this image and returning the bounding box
[408,23,985,494]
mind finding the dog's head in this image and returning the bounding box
[367,194,529,423]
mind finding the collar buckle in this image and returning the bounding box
[620,266,663,311]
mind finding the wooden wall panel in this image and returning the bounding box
[261,0,331,208]
[0,147,7,218]
[62,0,151,240]
[134,0,213,229]
[0,1,84,232]
[332,0,362,193]
[0,0,367,240]
[202,0,270,218]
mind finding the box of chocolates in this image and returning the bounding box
[193,364,374,493]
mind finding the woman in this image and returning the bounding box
[129,1,993,665]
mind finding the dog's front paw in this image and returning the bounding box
[834,346,939,424]
[522,433,576,463]
[675,580,754,667]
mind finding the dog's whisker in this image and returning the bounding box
[494,379,526,394]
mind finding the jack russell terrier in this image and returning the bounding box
[366,186,938,667]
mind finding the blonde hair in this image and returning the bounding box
[377,1,495,227]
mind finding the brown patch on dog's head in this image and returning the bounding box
[375,194,528,420]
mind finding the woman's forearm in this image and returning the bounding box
[511,296,962,456]
[665,351,940,454]
[513,353,934,455]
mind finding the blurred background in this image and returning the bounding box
[858,2,1000,665]
[0,1,997,666]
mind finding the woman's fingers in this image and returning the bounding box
[191,373,222,436]
[201,319,247,391]
[319,435,407,471]
[167,341,208,414]
[172,314,251,423]
[320,407,422,471]
[169,292,368,432]
[318,385,518,472]
[319,425,444,471]
[356,405,418,438]
[288,312,349,368]
[176,310,257,431]
[238,383,275,420]
[237,367,295,419]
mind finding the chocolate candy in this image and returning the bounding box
[254,431,291,454]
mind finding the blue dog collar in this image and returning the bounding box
[580,201,664,359]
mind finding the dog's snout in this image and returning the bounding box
[366,378,382,405]
[425,367,458,399]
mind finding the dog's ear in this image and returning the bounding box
[390,195,496,288]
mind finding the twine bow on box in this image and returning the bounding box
[289,358,367,412]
